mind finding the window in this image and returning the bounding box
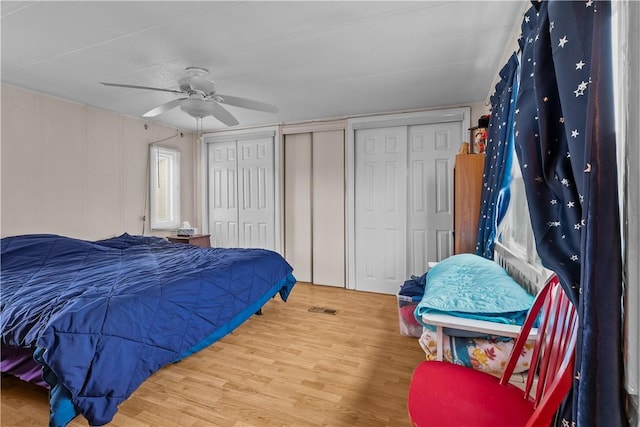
[498,154,540,267]
[612,0,639,417]
[150,146,180,230]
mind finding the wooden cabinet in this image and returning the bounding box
[454,154,485,254]
[167,234,211,248]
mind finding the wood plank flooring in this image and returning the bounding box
[1,283,426,426]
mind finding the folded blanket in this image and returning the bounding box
[414,254,534,327]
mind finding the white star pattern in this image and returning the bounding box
[501,7,605,313]
[559,36,568,48]
[573,80,589,99]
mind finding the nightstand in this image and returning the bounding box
[167,234,211,248]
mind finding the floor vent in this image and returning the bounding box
[308,306,338,315]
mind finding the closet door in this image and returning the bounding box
[284,133,312,282]
[354,126,408,294]
[206,134,276,250]
[208,140,238,247]
[283,129,345,287]
[407,122,458,274]
[353,121,459,294]
[312,130,345,287]
[237,136,275,249]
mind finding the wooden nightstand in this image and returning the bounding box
[167,234,211,248]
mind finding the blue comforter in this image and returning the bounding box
[1,234,296,426]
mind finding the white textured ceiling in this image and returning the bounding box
[1,1,525,132]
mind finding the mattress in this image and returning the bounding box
[1,233,296,426]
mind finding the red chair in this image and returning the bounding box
[407,275,577,427]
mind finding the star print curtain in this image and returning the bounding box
[475,54,518,259]
[512,1,624,425]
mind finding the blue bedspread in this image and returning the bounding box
[1,233,296,426]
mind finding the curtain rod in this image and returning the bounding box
[148,132,182,146]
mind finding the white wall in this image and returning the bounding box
[0,84,197,241]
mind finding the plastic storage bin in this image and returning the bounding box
[397,293,423,337]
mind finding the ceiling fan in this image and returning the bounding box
[100,67,278,126]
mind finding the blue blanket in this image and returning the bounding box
[414,254,534,327]
[1,234,296,426]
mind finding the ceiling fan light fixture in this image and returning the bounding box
[180,96,211,118]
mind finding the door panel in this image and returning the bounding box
[237,137,275,249]
[407,122,459,275]
[312,130,345,287]
[208,141,238,247]
[355,126,407,294]
[283,133,312,282]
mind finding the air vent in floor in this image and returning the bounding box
[308,306,338,315]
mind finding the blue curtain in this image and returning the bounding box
[513,1,624,425]
[475,54,518,259]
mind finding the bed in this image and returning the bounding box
[0,233,296,426]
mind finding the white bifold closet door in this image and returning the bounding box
[207,135,275,250]
[284,130,345,287]
[354,122,458,294]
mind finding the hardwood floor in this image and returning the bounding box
[1,283,426,426]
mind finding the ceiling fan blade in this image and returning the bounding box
[142,98,186,118]
[100,82,183,95]
[205,102,239,126]
[215,94,279,113]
